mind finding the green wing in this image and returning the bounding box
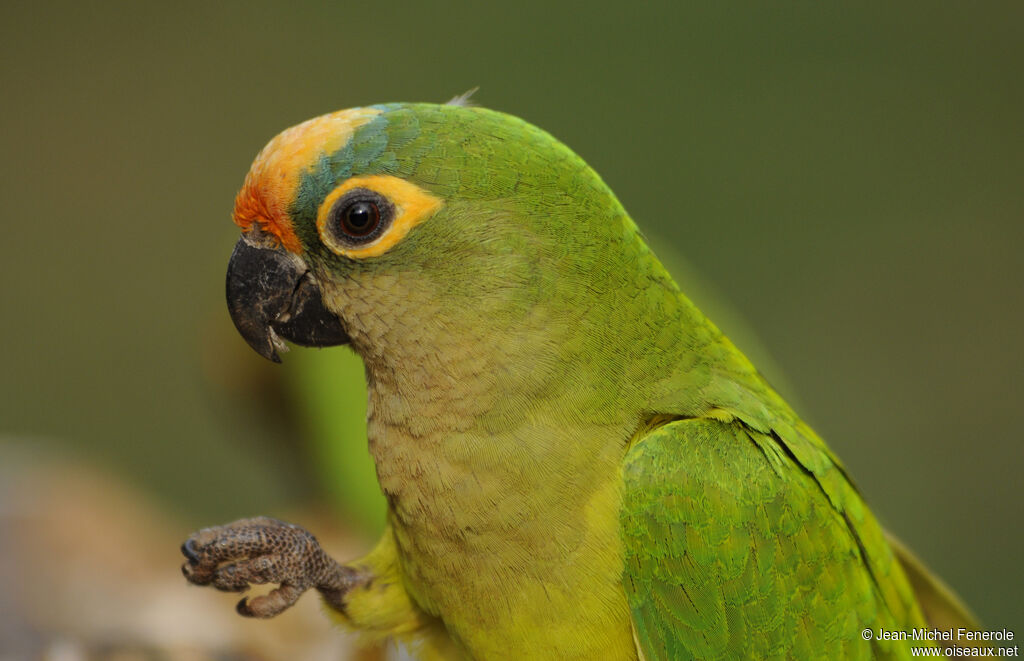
[620,417,926,660]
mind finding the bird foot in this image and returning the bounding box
[181,516,356,618]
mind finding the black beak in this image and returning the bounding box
[226,237,349,362]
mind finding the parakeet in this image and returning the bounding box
[182,100,974,660]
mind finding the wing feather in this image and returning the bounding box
[620,417,926,660]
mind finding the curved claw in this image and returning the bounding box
[237,584,304,618]
[181,539,200,564]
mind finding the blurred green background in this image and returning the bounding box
[2,0,1021,639]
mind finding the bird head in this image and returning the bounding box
[226,102,646,382]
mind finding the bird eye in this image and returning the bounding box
[327,189,392,244]
[316,176,441,259]
[340,201,380,237]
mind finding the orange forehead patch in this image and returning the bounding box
[232,107,382,253]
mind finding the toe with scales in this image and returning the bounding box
[180,516,360,618]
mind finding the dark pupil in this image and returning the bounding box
[341,201,380,237]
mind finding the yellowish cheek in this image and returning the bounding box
[316,175,444,259]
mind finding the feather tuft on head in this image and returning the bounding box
[446,87,480,107]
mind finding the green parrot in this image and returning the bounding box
[182,100,974,660]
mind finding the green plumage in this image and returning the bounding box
[622,418,918,659]
[225,102,972,659]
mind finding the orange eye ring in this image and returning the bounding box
[316,175,444,259]
[323,188,393,247]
